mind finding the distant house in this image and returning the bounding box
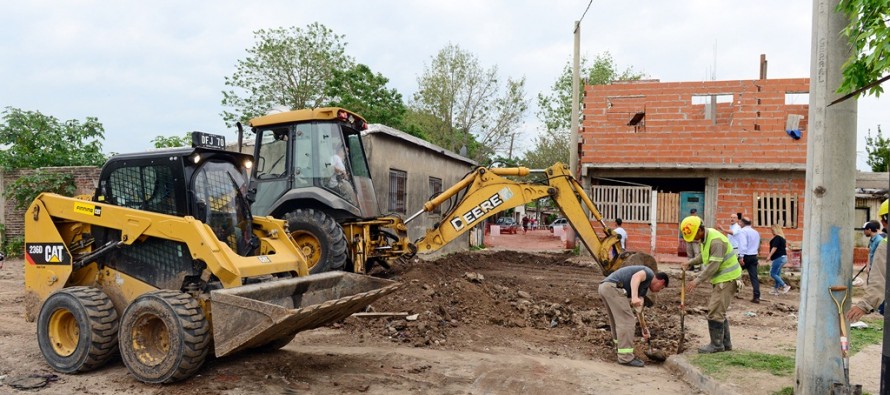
[581,76,810,256]
[362,124,477,256]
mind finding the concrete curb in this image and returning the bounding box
[664,354,741,395]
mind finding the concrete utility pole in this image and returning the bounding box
[795,1,858,393]
[570,20,580,178]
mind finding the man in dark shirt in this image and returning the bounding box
[599,265,669,367]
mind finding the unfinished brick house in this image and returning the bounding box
[580,76,809,258]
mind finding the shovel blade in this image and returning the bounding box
[210,272,400,357]
[645,349,668,362]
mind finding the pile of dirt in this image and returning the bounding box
[341,250,700,362]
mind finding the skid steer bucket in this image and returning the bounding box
[210,272,400,357]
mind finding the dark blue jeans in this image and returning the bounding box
[743,255,760,299]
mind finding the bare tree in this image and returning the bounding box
[411,44,528,162]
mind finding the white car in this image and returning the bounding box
[548,218,568,232]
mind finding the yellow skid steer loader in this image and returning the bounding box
[24,132,399,383]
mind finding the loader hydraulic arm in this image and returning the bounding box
[408,163,628,273]
[25,193,309,289]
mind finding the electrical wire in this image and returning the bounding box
[579,0,593,22]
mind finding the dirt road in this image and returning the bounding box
[0,249,700,394]
[0,230,818,394]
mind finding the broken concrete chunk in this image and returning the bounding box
[464,272,484,282]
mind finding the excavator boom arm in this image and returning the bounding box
[412,163,628,273]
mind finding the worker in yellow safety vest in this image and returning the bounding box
[680,215,743,353]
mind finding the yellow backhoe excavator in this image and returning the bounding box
[244,108,654,276]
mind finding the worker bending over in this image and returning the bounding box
[680,215,743,353]
[599,265,669,367]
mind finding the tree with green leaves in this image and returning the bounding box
[524,53,644,168]
[865,125,889,171]
[411,44,528,163]
[837,0,890,97]
[0,107,107,252]
[326,63,407,129]
[0,107,106,170]
[151,133,191,149]
[221,23,354,126]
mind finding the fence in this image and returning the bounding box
[590,185,651,222]
[753,192,798,228]
[656,192,680,223]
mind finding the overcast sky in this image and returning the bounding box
[0,1,882,169]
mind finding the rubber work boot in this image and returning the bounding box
[723,319,732,351]
[698,320,725,354]
[619,358,645,367]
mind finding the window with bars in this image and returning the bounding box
[754,193,798,228]
[389,169,407,213]
[590,185,652,222]
[108,165,177,215]
[428,177,443,214]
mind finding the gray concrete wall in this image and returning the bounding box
[362,129,476,257]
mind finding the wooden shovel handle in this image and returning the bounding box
[680,269,686,307]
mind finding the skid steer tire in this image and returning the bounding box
[36,287,119,373]
[118,290,210,384]
[285,208,348,273]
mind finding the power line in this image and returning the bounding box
[578,0,594,23]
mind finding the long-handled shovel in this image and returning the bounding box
[636,307,667,362]
[677,268,687,353]
[828,285,853,393]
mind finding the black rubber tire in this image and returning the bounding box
[118,290,210,384]
[36,287,119,373]
[285,208,348,273]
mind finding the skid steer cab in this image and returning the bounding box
[24,132,399,384]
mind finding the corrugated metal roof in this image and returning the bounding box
[362,124,477,166]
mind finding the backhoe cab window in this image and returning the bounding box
[192,161,253,255]
[255,128,289,179]
[253,121,364,207]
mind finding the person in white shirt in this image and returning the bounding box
[329,145,348,188]
[718,213,743,258]
[739,217,762,303]
[328,144,358,205]
[614,218,628,251]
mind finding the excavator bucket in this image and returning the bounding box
[210,272,400,357]
[604,251,659,276]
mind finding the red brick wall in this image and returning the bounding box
[620,221,681,254]
[582,78,810,165]
[716,175,806,252]
[582,77,810,256]
[606,175,806,256]
[3,166,101,239]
